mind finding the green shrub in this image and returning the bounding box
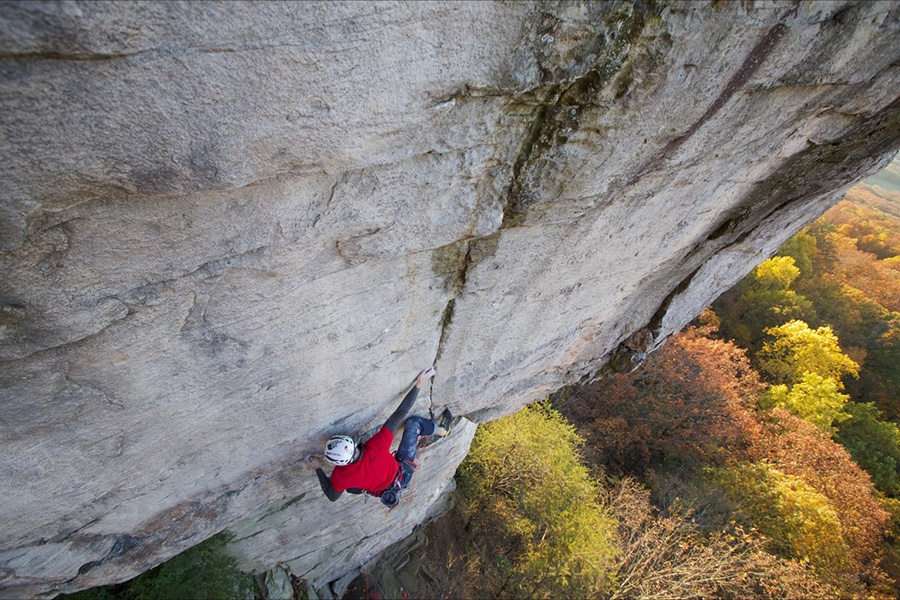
[836,402,900,497]
[458,403,619,598]
[60,533,255,600]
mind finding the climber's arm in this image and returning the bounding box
[315,468,343,502]
[383,367,435,435]
[304,455,343,501]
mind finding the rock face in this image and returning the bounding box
[1,1,899,597]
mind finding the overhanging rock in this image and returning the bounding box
[1,1,899,596]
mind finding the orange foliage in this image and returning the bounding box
[827,187,900,259]
[562,326,766,475]
[757,408,890,577]
[561,327,892,587]
[822,230,900,313]
[820,192,900,312]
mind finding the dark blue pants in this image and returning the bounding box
[395,416,436,488]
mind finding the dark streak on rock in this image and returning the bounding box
[107,535,143,560]
[76,561,99,576]
[0,42,299,64]
[665,23,787,157]
[278,493,307,512]
[0,51,141,62]
[628,21,789,186]
[707,95,900,247]
[647,264,703,337]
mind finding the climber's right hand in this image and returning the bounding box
[416,366,436,388]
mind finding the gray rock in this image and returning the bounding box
[0,1,898,596]
[262,564,294,600]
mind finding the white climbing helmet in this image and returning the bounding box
[324,435,356,466]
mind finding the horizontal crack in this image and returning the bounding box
[0,40,341,63]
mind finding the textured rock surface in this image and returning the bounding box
[1,1,899,597]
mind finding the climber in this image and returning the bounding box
[304,367,453,508]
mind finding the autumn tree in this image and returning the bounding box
[837,402,900,497]
[711,461,850,573]
[607,477,835,599]
[779,229,818,277]
[457,403,618,599]
[559,326,765,476]
[758,320,859,387]
[762,372,851,433]
[775,206,900,419]
[713,257,815,353]
[757,320,859,432]
[823,227,900,314]
[825,188,900,263]
[756,408,891,580]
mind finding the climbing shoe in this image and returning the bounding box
[438,408,453,435]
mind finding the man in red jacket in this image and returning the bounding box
[304,367,453,508]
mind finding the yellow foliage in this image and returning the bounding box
[764,373,851,432]
[753,256,801,289]
[759,320,859,387]
[713,462,850,573]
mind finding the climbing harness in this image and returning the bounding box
[376,456,417,509]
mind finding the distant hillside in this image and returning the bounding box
[830,164,900,253]
[865,152,900,194]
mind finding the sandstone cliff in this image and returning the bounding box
[1,1,899,597]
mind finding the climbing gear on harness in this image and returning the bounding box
[378,458,416,509]
[378,465,404,508]
[324,435,356,465]
[380,485,401,508]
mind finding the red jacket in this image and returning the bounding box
[329,427,399,493]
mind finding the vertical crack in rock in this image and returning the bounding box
[431,231,504,363]
[429,234,503,411]
[430,237,472,371]
[502,103,554,227]
[434,299,457,367]
[502,2,656,227]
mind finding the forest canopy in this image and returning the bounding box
[447,157,900,598]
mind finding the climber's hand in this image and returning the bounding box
[304,455,321,469]
[416,366,436,388]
